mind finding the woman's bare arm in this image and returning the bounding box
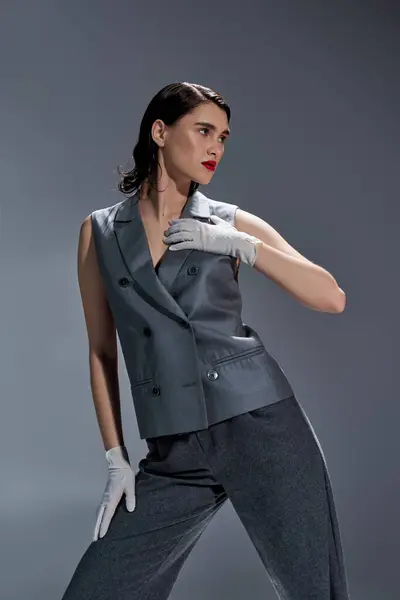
[234,208,345,312]
[77,215,124,452]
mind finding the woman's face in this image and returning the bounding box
[152,102,230,185]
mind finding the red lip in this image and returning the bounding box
[202,161,216,171]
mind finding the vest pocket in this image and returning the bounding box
[213,345,265,367]
[206,343,294,404]
[131,377,153,388]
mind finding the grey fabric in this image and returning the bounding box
[91,189,293,439]
[61,395,351,599]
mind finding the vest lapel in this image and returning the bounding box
[113,189,210,323]
[156,190,211,291]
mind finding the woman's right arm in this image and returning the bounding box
[77,215,125,452]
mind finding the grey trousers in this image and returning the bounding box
[61,395,350,599]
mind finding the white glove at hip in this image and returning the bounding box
[93,445,136,541]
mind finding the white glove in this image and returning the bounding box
[164,215,262,267]
[92,445,136,541]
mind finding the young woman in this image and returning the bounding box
[61,82,350,599]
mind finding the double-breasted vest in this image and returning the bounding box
[90,188,294,439]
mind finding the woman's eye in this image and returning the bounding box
[199,128,226,143]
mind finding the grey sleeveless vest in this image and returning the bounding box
[91,189,293,440]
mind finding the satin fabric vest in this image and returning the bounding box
[90,188,294,439]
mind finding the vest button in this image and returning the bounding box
[187,265,199,275]
[152,385,160,396]
[142,327,151,337]
[179,319,190,329]
[206,369,219,381]
[118,277,130,287]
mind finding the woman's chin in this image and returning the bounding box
[196,171,214,185]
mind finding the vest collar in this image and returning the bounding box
[113,188,211,324]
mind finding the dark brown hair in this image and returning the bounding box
[117,82,231,197]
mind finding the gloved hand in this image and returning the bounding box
[92,445,136,541]
[163,215,262,267]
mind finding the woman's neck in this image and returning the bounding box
[139,179,190,221]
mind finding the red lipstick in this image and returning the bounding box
[202,161,216,172]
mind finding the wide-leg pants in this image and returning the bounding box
[61,395,350,599]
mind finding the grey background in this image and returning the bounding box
[0,1,398,598]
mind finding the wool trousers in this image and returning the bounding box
[61,394,350,599]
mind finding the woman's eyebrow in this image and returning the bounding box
[194,121,231,136]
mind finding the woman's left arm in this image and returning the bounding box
[234,208,346,313]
